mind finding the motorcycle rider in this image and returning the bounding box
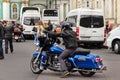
[45,22,78,78]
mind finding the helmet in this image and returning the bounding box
[61,22,71,29]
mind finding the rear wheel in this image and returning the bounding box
[30,57,43,74]
[113,41,120,54]
[78,71,95,77]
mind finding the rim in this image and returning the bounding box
[30,58,40,72]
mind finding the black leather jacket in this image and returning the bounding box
[0,24,4,39]
[61,28,78,49]
[4,26,14,39]
[47,28,78,49]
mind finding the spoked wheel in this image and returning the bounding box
[78,71,95,77]
[30,56,43,74]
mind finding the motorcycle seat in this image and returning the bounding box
[73,48,90,55]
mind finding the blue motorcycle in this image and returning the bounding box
[30,33,106,77]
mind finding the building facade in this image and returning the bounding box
[0,0,28,21]
[73,0,120,25]
[1,0,120,25]
[0,0,70,22]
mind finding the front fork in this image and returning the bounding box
[33,49,47,65]
[33,48,42,64]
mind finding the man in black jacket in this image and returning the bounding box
[4,21,14,54]
[0,21,5,59]
[45,22,78,78]
[58,22,78,78]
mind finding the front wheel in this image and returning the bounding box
[78,71,95,77]
[30,56,43,74]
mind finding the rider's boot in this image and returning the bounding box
[60,70,70,78]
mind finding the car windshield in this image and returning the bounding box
[23,17,40,26]
[80,15,104,28]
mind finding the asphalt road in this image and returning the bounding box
[0,40,38,80]
[0,40,120,80]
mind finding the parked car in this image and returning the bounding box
[106,25,120,54]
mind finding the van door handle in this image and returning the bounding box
[93,31,96,33]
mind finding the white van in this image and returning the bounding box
[20,6,41,36]
[106,25,120,54]
[65,8,106,47]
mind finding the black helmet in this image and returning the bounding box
[61,22,71,29]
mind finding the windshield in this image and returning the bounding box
[65,15,77,27]
[80,15,104,28]
[23,17,40,26]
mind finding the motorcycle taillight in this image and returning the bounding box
[96,58,102,62]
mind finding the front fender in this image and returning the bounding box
[33,52,39,57]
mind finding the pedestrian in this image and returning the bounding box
[108,24,113,32]
[0,21,5,59]
[46,20,53,31]
[36,20,45,50]
[4,21,14,54]
[106,21,109,33]
[32,23,38,44]
[18,24,25,41]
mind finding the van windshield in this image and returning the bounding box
[65,15,77,27]
[80,15,104,28]
[23,17,40,26]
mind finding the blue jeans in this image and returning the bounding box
[0,39,3,56]
[33,32,37,43]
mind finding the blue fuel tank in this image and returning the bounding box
[49,45,64,54]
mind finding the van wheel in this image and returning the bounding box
[113,41,120,54]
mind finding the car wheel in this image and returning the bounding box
[113,41,120,54]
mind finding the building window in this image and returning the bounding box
[111,0,114,18]
[12,3,18,20]
[87,1,89,7]
[96,1,99,8]
[63,3,67,19]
